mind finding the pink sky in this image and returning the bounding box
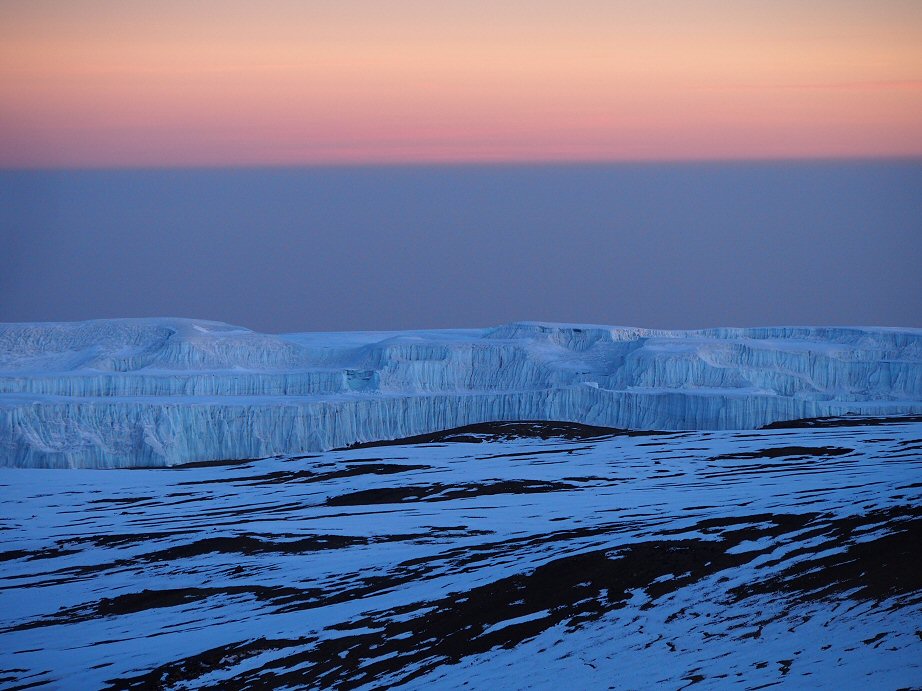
[1,0,921,167]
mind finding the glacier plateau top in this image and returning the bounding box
[2,318,921,468]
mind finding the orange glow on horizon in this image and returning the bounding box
[1,1,921,167]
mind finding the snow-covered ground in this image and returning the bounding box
[1,418,920,689]
[2,318,922,467]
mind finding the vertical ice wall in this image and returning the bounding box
[2,318,921,467]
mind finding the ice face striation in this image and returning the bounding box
[1,318,921,468]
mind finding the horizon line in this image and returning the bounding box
[3,154,922,173]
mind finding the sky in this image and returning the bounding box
[1,0,921,167]
[1,3,919,331]
[1,163,920,331]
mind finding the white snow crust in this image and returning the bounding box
[2,318,921,468]
[1,421,921,687]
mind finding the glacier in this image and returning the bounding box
[1,317,921,468]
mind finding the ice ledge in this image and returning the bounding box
[2,318,921,468]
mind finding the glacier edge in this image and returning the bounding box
[2,318,922,468]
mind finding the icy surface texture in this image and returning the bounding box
[1,318,921,467]
[1,420,921,687]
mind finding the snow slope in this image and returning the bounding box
[1,420,920,688]
[1,318,921,467]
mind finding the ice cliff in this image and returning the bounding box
[2,318,921,468]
